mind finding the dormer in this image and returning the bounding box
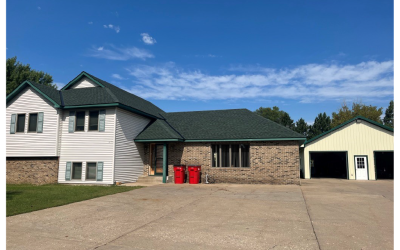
[61,71,105,90]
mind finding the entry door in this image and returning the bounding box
[355,156,368,180]
[151,144,164,175]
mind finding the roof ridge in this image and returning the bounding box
[159,120,183,139]
[159,114,185,140]
[104,87,119,103]
[167,108,248,114]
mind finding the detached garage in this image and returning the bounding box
[300,116,393,180]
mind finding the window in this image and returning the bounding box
[28,113,38,132]
[89,111,99,131]
[75,111,85,131]
[357,158,365,169]
[16,114,25,133]
[72,162,82,180]
[212,144,250,168]
[86,162,97,180]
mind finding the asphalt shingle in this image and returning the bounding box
[136,109,306,141]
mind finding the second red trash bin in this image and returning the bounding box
[173,165,186,184]
[188,166,201,184]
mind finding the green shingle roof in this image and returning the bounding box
[60,72,166,119]
[304,115,394,146]
[29,81,62,105]
[136,109,306,141]
[136,119,184,141]
[61,87,117,106]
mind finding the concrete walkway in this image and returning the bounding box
[7,179,393,250]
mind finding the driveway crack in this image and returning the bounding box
[300,186,322,250]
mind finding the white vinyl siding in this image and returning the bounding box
[114,108,151,183]
[69,76,98,89]
[303,121,394,180]
[6,87,59,157]
[58,108,116,184]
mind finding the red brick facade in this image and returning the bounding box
[143,141,300,185]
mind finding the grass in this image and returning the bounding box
[6,184,143,217]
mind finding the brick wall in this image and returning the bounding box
[142,141,300,185]
[6,157,59,185]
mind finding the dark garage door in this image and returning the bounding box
[310,152,348,179]
[375,152,394,179]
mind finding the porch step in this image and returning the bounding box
[135,176,163,184]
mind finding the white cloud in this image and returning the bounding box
[103,24,120,33]
[125,60,394,102]
[88,21,93,25]
[88,45,154,61]
[111,74,127,80]
[141,33,157,45]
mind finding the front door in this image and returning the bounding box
[355,156,368,180]
[150,144,164,176]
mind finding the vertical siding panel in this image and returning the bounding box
[303,121,393,179]
[114,108,151,183]
[6,87,58,157]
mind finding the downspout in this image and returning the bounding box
[163,143,167,183]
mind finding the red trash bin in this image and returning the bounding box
[173,165,186,184]
[188,166,201,184]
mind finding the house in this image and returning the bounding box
[6,71,307,185]
[300,116,394,180]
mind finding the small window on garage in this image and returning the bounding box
[72,162,82,180]
[86,162,97,180]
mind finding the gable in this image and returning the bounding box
[304,120,393,149]
[69,76,99,89]
[7,86,57,111]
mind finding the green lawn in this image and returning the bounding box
[6,184,143,217]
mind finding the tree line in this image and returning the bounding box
[255,100,394,140]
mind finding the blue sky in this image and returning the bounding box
[7,0,393,124]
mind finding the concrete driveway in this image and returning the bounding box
[7,179,393,250]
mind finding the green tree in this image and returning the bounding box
[294,118,308,137]
[280,112,294,129]
[383,100,394,128]
[6,56,56,95]
[308,112,331,140]
[331,100,383,127]
[254,106,294,128]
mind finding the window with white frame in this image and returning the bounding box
[212,144,250,167]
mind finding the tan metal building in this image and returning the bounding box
[300,116,394,180]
